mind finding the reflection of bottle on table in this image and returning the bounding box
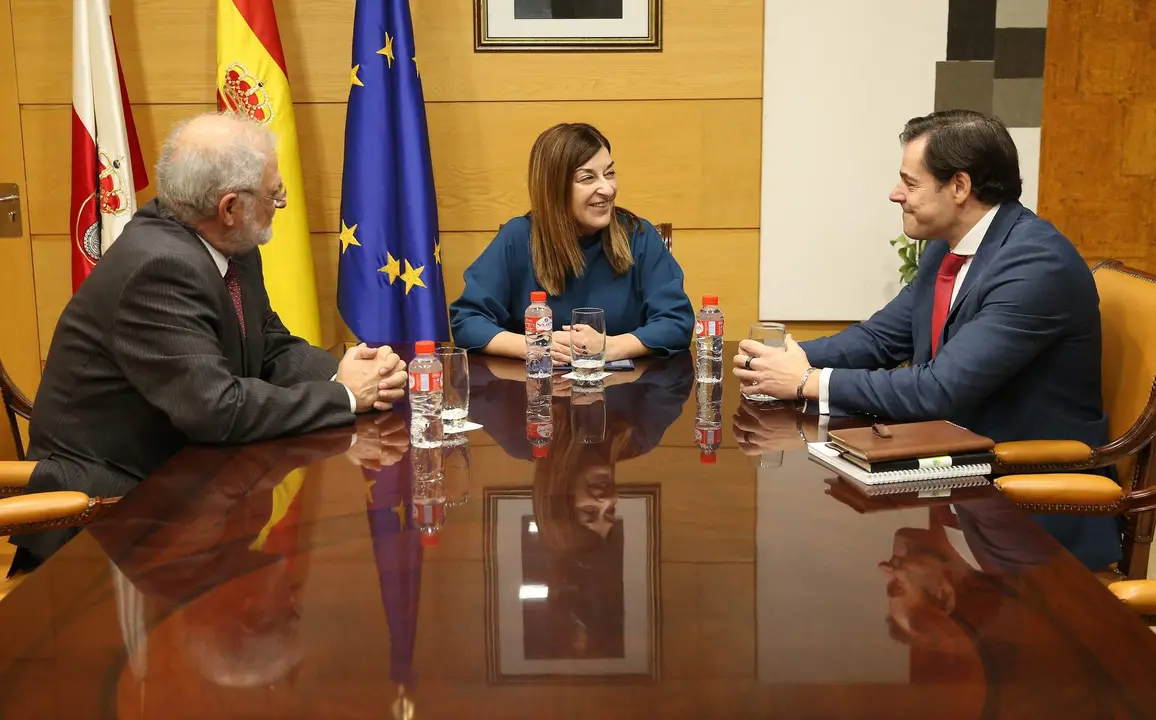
[695,381,722,464]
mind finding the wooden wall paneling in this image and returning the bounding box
[25,100,762,237]
[12,0,763,105]
[1039,1,1156,273]
[0,0,41,411]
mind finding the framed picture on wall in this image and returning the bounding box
[483,485,661,684]
[474,0,662,52]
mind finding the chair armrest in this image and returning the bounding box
[994,473,1123,507]
[0,491,94,536]
[1107,580,1156,615]
[994,440,1094,468]
[0,461,35,495]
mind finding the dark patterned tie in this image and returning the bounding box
[224,259,246,337]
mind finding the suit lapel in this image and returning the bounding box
[943,202,1023,333]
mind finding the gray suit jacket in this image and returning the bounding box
[14,199,354,561]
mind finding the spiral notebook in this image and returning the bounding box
[807,442,991,493]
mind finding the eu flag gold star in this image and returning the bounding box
[400,259,426,294]
[364,477,376,504]
[433,237,442,265]
[378,252,401,284]
[392,501,408,530]
[378,32,395,68]
[413,53,420,78]
[351,64,364,87]
[339,220,361,253]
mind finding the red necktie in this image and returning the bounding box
[224,260,246,337]
[930,252,967,357]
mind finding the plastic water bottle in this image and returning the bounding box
[525,291,553,378]
[695,295,724,383]
[409,340,444,448]
[410,341,444,543]
[525,375,553,458]
[695,380,723,464]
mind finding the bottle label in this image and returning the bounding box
[525,315,553,334]
[527,421,553,441]
[695,319,724,338]
[695,427,721,446]
[408,370,443,392]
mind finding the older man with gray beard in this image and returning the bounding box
[9,112,407,572]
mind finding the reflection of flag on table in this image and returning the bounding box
[364,458,423,689]
[337,0,449,344]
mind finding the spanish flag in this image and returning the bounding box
[216,0,321,345]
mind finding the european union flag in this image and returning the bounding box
[337,0,449,344]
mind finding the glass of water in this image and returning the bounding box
[436,346,469,433]
[744,322,786,403]
[570,307,606,380]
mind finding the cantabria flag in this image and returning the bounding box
[69,0,148,292]
[217,0,321,345]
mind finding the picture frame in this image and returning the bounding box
[483,485,661,684]
[474,0,663,52]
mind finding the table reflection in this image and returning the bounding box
[472,355,690,685]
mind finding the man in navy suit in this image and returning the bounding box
[733,110,1119,570]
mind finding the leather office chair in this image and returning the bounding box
[0,491,118,537]
[992,260,1156,578]
[656,222,673,251]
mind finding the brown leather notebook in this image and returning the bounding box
[827,421,994,463]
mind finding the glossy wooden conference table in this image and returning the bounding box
[1,342,1155,719]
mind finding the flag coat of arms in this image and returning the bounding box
[217,0,322,345]
[337,0,449,344]
[69,0,148,292]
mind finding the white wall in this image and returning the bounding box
[759,1,949,321]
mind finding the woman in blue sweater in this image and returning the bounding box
[448,122,694,361]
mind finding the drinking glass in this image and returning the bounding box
[436,346,469,432]
[570,307,607,380]
[744,322,786,403]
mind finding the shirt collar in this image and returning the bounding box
[197,235,230,277]
[952,204,1000,257]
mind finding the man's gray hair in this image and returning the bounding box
[155,112,277,224]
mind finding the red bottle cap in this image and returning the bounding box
[420,530,440,547]
[702,295,718,306]
[530,291,547,303]
[532,445,549,458]
[700,451,717,464]
[415,340,435,354]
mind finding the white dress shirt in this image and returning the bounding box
[816,205,1001,414]
[198,237,357,413]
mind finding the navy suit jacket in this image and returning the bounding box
[800,202,1107,447]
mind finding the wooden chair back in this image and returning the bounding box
[1,357,32,461]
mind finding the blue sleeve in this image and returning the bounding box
[448,222,525,351]
[828,239,1091,421]
[629,222,695,356]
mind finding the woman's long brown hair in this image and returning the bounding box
[527,123,638,296]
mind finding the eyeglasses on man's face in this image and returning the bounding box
[243,183,287,209]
